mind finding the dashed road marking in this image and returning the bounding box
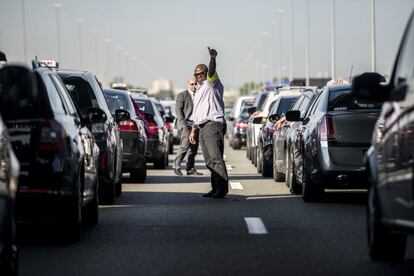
[244,217,268,235]
[226,165,233,170]
[229,182,243,190]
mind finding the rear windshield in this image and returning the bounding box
[133,98,154,114]
[0,70,50,120]
[104,92,131,114]
[328,89,382,111]
[61,77,99,116]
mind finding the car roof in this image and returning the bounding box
[103,88,130,96]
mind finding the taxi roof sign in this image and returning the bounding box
[39,59,59,68]
[327,79,349,85]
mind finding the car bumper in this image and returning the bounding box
[121,132,146,171]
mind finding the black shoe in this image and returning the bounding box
[202,190,216,197]
[212,190,228,199]
[174,168,183,176]
[187,168,203,175]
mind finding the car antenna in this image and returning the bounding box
[348,65,354,83]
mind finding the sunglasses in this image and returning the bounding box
[194,71,206,77]
[189,83,196,86]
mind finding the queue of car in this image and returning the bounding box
[0,59,177,274]
[224,10,414,262]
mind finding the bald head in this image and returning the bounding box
[187,77,196,92]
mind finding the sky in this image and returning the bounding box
[0,0,413,90]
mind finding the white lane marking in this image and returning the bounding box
[230,182,243,190]
[244,217,268,235]
[223,154,227,160]
[226,165,233,170]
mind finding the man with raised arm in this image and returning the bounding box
[189,47,228,199]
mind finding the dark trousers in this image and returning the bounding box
[199,121,228,193]
[174,126,199,171]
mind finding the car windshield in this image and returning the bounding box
[61,77,100,116]
[104,93,129,114]
[328,89,382,111]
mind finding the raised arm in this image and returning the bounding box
[207,47,217,78]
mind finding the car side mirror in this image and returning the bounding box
[253,116,264,124]
[164,115,175,123]
[285,110,301,122]
[115,109,130,123]
[0,64,38,120]
[86,108,107,124]
[351,72,389,102]
[247,106,257,115]
[268,113,280,123]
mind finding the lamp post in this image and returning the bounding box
[76,18,84,69]
[371,0,376,72]
[104,38,112,84]
[331,0,336,80]
[21,0,28,63]
[290,1,295,82]
[277,9,284,81]
[52,3,62,62]
[305,0,310,86]
[91,30,100,77]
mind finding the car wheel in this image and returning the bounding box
[302,159,324,202]
[115,174,122,197]
[273,149,285,182]
[232,141,241,150]
[0,209,18,276]
[64,173,82,240]
[83,179,99,227]
[367,175,407,261]
[131,162,147,183]
[289,160,301,195]
[168,142,174,154]
[261,154,272,177]
[154,153,167,169]
[246,145,250,159]
[99,177,115,205]
[257,147,262,173]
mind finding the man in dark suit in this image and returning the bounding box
[173,78,203,176]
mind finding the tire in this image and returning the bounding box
[115,177,122,197]
[261,154,272,177]
[64,173,82,241]
[286,154,301,194]
[257,147,262,173]
[273,148,285,182]
[232,141,241,150]
[130,162,147,183]
[0,209,18,276]
[246,145,250,159]
[367,176,407,261]
[251,147,255,164]
[254,147,258,167]
[154,152,167,169]
[168,142,174,154]
[99,178,115,205]
[302,159,324,202]
[83,179,99,227]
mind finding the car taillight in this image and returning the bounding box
[236,122,248,129]
[318,116,336,142]
[119,119,139,132]
[147,121,158,138]
[99,150,105,169]
[38,120,66,152]
[165,122,172,132]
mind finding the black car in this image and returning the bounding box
[57,70,128,204]
[131,95,172,169]
[286,83,381,201]
[154,101,174,154]
[351,10,414,262]
[273,89,319,184]
[257,95,299,177]
[0,116,19,276]
[0,63,102,240]
[103,89,147,183]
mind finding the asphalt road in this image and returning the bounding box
[19,142,414,276]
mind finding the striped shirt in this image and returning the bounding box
[191,72,225,127]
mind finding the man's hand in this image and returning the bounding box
[189,128,198,144]
[208,47,217,58]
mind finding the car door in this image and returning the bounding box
[384,16,414,221]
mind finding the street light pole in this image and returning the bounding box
[331,0,336,80]
[305,0,310,86]
[290,1,295,82]
[371,0,376,72]
[21,0,28,63]
[104,38,112,84]
[277,9,284,81]
[52,3,62,62]
[76,18,84,69]
[92,30,100,77]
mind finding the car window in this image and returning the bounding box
[277,97,298,117]
[104,93,130,114]
[133,98,154,114]
[43,74,67,114]
[328,89,382,111]
[307,91,323,116]
[256,92,268,111]
[62,76,99,117]
[51,74,77,116]
[290,95,304,110]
